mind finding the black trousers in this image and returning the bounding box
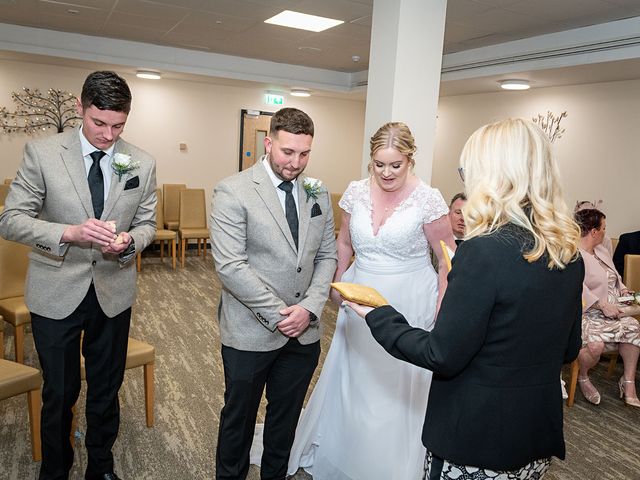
[31,284,131,480]
[216,338,320,480]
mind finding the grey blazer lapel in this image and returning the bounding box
[252,164,297,253]
[60,129,94,218]
[297,177,310,260]
[102,142,127,220]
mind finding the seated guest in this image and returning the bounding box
[448,193,466,245]
[613,229,640,278]
[575,208,640,408]
[575,200,613,255]
[345,118,584,480]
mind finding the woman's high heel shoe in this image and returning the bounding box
[618,377,640,408]
[578,376,601,405]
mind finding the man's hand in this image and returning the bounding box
[101,231,132,255]
[61,219,117,247]
[277,304,312,337]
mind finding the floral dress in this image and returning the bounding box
[582,253,640,348]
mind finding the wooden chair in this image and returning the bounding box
[330,193,342,237]
[0,184,9,207]
[137,188,177,271]
[623,254,640,292]
[74,337,155,432]
[0,237,31,363]
[610,237,619,254]
[162,183,186,231]
[3,178,14,185]
[178,188,209,268]
[0,357,42,460]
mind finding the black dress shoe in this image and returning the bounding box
[85,473,121,480]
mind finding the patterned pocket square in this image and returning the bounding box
[124,176,139,190]
[311,203,322,218]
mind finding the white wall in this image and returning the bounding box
[0,58,365,211]
[432,80,640,237]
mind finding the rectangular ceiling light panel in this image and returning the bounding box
[264,10,344,32]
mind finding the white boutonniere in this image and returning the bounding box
[303,177,322,203]
[111,153,139,182]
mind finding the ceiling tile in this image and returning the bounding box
[505,0,615,21]
[38,0,116,9]
[176,10,256,33]
[114,0,189,20]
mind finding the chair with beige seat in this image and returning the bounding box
[75,336,155,429]
[137,188,177,271]
[178,188,209,268]
[331,193,343,237]
[0,237,31,363]
[0,356,42,460]
[0,183,9,207]
[162,183,186,231]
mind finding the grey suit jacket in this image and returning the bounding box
[0,127,157,319]
[210,162,337,351]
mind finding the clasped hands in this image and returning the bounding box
[277,304,314,338]
[62,218,131,254]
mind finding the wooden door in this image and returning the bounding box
[239,110,273,171]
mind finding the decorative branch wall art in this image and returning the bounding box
[1,87,81,134]
[533,110,567,143]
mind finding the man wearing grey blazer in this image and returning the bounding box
[210,108,337,480]
[0,71,156,480]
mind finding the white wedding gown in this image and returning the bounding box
[287,178,449,480]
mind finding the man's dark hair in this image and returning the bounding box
[81,71,132,113]
[269,108,314,137]
[575,208,605,236]
[449,192,467,208]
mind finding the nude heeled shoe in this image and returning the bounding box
[578,376,601,405]
[618,377,640,408]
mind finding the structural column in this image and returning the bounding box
[362,0,447,182]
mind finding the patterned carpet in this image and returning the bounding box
[1,253,639,480]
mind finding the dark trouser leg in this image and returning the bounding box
[82,285,131,478]
[261,339,320,480]
[31,308,84,479]
[216,345,274,480]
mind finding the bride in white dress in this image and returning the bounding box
[287,122,455,480]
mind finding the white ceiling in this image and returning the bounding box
[1,0,640,96]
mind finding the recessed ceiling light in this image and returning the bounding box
[290,88,311,97]
[499,79,530,90]
[265,10,344,32]
[136,70,162,80]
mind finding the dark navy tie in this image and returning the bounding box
[278,181,298,249]
[88,150,106,219]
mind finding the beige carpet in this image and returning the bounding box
[1,253,639,480]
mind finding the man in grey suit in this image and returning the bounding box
[210,108,337,480]
[0,71,156,480]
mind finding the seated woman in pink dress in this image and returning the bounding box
[575,208,640,408]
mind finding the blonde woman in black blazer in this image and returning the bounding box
[345,118,584,480]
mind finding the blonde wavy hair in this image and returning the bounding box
[368,122,416,174]
[460,118,580,269]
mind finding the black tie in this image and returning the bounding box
[278,181,298,249]
[455,238,463,246]
[88,150,106,219]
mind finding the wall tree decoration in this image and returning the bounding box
[532,110,567,143]
[0,87,81,134]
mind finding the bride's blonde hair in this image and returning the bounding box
[460,118,580,269]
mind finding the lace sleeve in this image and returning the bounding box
[338,180,363,215]
[419,185,449,224]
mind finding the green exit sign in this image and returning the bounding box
[265,93,284,105]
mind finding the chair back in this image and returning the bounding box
[611,237,619,253]
[179,189,207,229]
[155,188,164,230]
[624,254,640,292]
[330,193,342,236]
[0,184,9,207]
[0,237,30,300]
[163,184,186,226]
[3,178,13,185]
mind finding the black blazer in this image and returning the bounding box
[365,223,584,471]
[613,230,640,278]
